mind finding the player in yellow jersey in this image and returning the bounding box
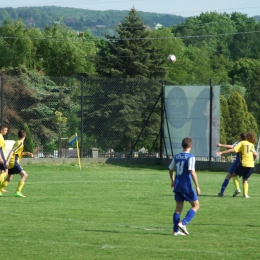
[216,132,257,198]
[0,125,9,190]
[0,129,33,197]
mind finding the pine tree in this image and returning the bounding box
[96,7,166,79]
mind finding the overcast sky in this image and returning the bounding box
[0,0,260,17]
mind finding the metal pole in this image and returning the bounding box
[209,78,213,161]
[80,77,84,158]
[160,85,164,159]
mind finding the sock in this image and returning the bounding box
[243,182,248,196]
[0,173,5,186]
[173,212,180,232]
[233,177,240,190]
[0,180,8,192]
[17,181,25,193]
[182,209,196,226]
[220,179,229,194]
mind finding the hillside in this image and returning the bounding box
[0,6,187,37]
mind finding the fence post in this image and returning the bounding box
[209,78,214,161]
[0,75,4,125]
[80,77,84,158]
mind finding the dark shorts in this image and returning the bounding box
[8,165,23,175]
[229,160,240,174]
[0,161,7,171]
[174,190,198,202]
[234,164,253,181]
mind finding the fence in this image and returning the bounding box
[0,73,163,158]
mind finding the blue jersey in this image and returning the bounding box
[169,152,196,194]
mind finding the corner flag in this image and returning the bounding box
[68,133,81,170]
[69,133,78,146]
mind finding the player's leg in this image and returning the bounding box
[0,170,10,196]
[0,173,13,191]
[242,168,253,198]
[178,189,200,235]
[218,172,232,196]
[14,169,28,198]
[173,193,186,235]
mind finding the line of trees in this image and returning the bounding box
[0,8,260,152]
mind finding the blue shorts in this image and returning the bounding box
[8,165,23,175]
[228,160,240,174]
[234,164,253,181]
[174,190,198,202]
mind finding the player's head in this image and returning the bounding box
[240,133,246,140]
[0,124,8,135]
[246,131,256,144]
[182,137,193,149]
[18,129,26,139]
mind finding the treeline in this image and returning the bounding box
[0,6,187,37]
[0,8,260,151]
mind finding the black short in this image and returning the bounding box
[8,165,23,175]
[234,164,254,180]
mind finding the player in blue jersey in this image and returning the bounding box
[217,133,246,197]
[169,137,200,236]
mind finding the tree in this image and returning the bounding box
[96,7,166,79]
[23,123,34,154]
[226,91,258,144]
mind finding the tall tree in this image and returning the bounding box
[96,7,166,79]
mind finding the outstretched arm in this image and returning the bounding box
[216,147,235,156]
[217,143,233,149]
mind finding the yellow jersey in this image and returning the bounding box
[0,134,6,159]
[8,140,24,169]
[233,140,255,167]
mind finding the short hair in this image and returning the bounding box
[0,124,8,131]
[240,133,246,140]
[182,137,193,149]
[18,129,26,139]
[246,131,256,144]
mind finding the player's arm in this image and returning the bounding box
[169,169,175,188]
[190,170,200,196]
[22,152,34,157]
[217,143,233,149]
[5,150,14,167]
[216,147,235,156]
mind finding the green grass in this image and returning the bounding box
[1,163,260,260]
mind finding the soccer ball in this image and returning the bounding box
[167,54,176,63]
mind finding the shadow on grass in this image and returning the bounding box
[84,229,170,236]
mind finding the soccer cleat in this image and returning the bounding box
[173,231,186,236]
[218,193,223,197]
[178,222,189,235]
[0,192,2,197]
[244,195,250,198]
[14,192,26,198]
[233,189,241,197]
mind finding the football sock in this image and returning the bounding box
[182,209,196,225]
[0,173,5,186]
[173,212,180,232]
[0,180,8,192]
[17,181,25,192]
[243,182,248,196]
[233,176,240,190]
[220,179,229,194]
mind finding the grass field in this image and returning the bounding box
[1,163,260,260]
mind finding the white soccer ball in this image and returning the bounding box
[167,54,176,63]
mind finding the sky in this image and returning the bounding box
[0,0,260,17]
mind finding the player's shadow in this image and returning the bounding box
[84,229,170,236]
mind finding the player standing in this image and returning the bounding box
[169,137,200,236]
[217,133,246,197]
[216,132,257,198]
